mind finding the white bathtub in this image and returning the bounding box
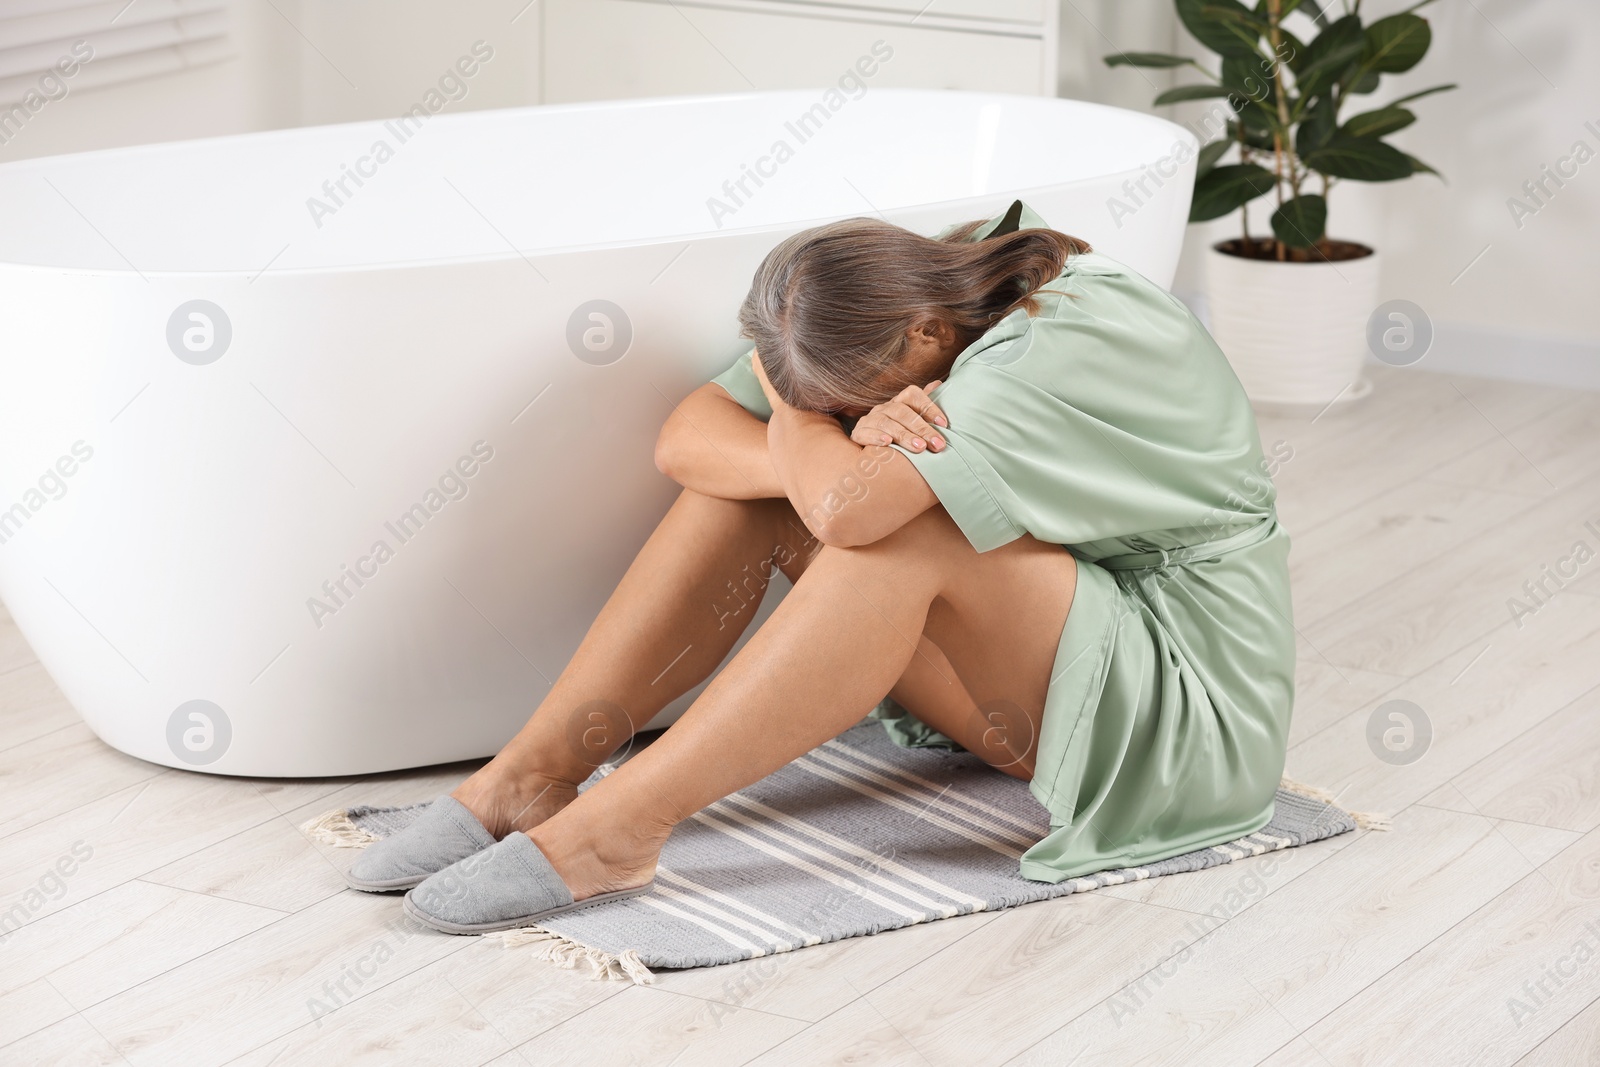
[0,89,1195,775]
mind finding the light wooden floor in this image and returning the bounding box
[4,365,1599,1067]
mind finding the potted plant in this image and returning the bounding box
[1106,0,1453,408]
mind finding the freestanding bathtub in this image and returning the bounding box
[0,89,1195,775]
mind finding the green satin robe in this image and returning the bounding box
[708,201,1295,882]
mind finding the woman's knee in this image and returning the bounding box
[832,506,976,574]
[673,488,790,534]
[793,506,969,599]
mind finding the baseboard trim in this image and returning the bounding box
[1176,290,1600,393]
[1407,322,1600,392]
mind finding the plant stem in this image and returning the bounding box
[1267,0,1293,260]
[1320,171,1331,254]
[1237,117,1250,253]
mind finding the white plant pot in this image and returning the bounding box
[1205,241,1380,410]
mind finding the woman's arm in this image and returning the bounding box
[766,411,938,547]
[754,358,940,548]
[654,383,786,500]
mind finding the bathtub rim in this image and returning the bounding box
[0,89,1198,279]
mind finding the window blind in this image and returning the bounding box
[0,0,233,102]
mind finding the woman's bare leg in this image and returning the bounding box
[451,487,816,836]
[524,505,1077,900]
[770,532,992,775]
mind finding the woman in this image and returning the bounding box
[350,200,1295,933]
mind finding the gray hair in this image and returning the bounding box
[739,216,1089,413]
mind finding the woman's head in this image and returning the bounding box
[739,216,1090,415]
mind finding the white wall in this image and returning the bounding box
[0,0,539,165]
[293,1,540,127]
[0,0,296,164]
[1371,0,1598,385]
[1085,0,1599,387]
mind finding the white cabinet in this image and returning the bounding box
[541,0,1058,103]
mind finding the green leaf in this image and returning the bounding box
[1365,13,1432,73]
[1347,69,1381,93]
[1295,96,1336,156]
[1221,55,1280,127]
[1293,14,1363,75]
[1403,151,1442,178]
[1104,51,1196,68]
[1294,19,1367,99]
[1177,0,1262,59]
[1154,84,1235,106]
[1202,2,1270,35]
[1227,118,1275,151]
[1261,0,1310,18]
[1271,194,1328,248]
[1196,137,1232,175]
[1189,163,1278,221]
[1273,28,1307,69]
[1386,82,1457,106]
[1342,106,1416,138]
[1286,48,1363,99]
[1220,54,1259,96]
[1304,133,1415,181]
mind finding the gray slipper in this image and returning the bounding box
[345,795,496,892]
[401,831,650,934]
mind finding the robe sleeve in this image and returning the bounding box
[889,267,1269,553]
[707,348,772,421]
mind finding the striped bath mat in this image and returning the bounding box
[306,722,1373,983]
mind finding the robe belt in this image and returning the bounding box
[1091,519,1278,572]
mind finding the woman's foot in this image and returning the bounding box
[525,801,672,901]
[450,758,580,840]
[403,822,663,934]
[451,698,638,839]
[344,754,588,894]
[401,782,673,933]
[344,794,496,892]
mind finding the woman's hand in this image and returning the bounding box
[849,383,948,454]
